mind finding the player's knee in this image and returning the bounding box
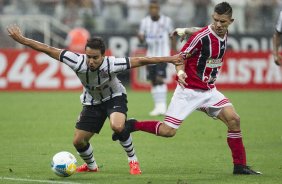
[73,138,86,149]
[155,77,164,85]
[164,129,177,137]
[228,114,241,130]
[160,125,177,137]
[151,80,158,86]
[111,123,124,133]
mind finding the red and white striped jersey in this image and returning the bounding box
[180,25,227,90]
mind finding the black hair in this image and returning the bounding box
[214,2,232,17]
[150,0,159,4]
[85,37,106,55]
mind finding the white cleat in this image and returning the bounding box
[149,104,166,116]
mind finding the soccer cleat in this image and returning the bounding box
[149,108,165,116]
[76,163,98,173]
[233,165,262,175]
[112,119,137,141]
[129,160,141,175]
[149,104,166,116]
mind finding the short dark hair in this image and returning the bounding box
[150,0,159,4]
[85,37,106,55]
[214,2,232,17]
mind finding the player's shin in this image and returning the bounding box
[227,130,247,166]
[119,134,138,162]
[76,143,98,170]
[134,120,162,135]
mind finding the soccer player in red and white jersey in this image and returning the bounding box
[7,25,184,175]
[113,2,261,175]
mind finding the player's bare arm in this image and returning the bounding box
[7,25,62,61]
[170,33,177,52]
[130,54,184,68]
[272,31,282,66]
[171,27,202,42]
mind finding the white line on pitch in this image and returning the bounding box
[0,177,85,184]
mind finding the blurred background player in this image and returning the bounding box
[272,9,282,66]
[7,24,183,175]
[114,2,261,175]
[138,0,176,116]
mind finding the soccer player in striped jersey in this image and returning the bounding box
[114,2,261,175]
[138,0,176,116]
[272,10,282,66]
[7,25,184,175]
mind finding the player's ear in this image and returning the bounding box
[230,18,234,24]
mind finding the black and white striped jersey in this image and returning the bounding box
[139,14,174,57]
[276,11,282,33]
[59,50,130,105]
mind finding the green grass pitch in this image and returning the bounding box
[0,90,281,184]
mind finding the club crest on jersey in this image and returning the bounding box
[206,58,222,68]
[100,70,109,78]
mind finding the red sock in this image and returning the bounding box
[227,130,247,165]
[134,120,161,135]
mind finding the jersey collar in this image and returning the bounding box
[208,25,227,41]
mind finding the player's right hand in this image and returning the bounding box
[7,25,26,44]
[274,54,282,66]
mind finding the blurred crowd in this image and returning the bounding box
[0,0,281,35]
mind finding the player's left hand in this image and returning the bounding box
[7,25,26,44]
[274,54,282,66]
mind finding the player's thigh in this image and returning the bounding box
[164,85,201,129]
[76,105,107,134]
[106,94,128,132]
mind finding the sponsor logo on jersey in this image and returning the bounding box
[206,58,222,68]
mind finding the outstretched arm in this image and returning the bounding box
[7,25,62,61]
[129,53,184,68]
[171,27,201,42]
[272,31,282,66]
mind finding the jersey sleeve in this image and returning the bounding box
[59,50,81,70]
[180,34,202,57]
[109,56,131,73]
[276,11,282,33]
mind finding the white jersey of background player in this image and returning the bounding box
[273,10,282,66]
[138,0,175,116]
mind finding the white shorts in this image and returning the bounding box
[164,85,232,129]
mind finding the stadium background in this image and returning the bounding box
[0,1,282,184]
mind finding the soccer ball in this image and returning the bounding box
[51,151,77,177]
